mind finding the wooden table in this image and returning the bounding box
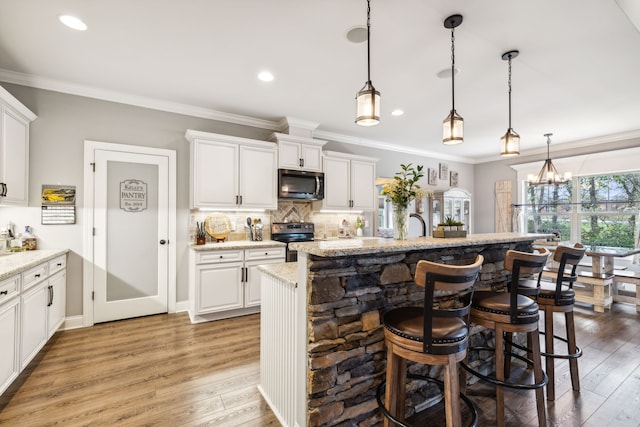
[584,245,640,275]
[540,244,640,312]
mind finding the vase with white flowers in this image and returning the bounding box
[381,163,425,240]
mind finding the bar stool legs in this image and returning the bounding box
[541,305,581,400]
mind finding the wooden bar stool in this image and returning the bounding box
[377,255,483,427]
[533,243,586,400]
[460,248,549,427]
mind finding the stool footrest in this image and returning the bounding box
[376,374,478,427]
[461,347,548,391]
[539,331,583,360]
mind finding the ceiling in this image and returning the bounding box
[1,0,640,163]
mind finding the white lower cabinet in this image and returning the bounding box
[47,270,66,338]
[189,246,285,323]
[0,295,20,396]
[0,253,67,396]
[20,280,48,369]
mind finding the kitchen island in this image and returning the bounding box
[258,233,548,427]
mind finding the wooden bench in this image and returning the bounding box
[613,270,640,312]
[542,268,613,313]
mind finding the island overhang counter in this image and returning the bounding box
[258,233,549,427]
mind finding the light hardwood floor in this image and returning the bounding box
[1,302,639,426]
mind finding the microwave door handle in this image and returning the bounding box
[315,176,320,195]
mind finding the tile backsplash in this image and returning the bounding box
[189,201,374,244]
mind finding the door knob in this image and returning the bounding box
[159,239,167,245]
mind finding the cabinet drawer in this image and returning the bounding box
[48,255,67,276]
[196,250,244,264]
[245,246,285,261]
[0,275,20,304]
[22,263,48,291]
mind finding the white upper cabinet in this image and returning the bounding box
[0,85,37,206]
[317,151,377,211]
[186,130,277,210]
[270,133,326,172]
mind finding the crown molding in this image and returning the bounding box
[313,129,475,163]
[0,68,280,131]
[473,129,640,164]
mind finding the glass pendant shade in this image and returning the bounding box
[443,110,464,144]
[499,50,520,157]
[356,82,380,126]
[355,0,380,126]
[500,128,520,156]
[442,14,464,145]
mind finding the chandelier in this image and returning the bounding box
[528,133,571,186]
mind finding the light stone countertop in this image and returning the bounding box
[289,232,551,258]
[0,249,69,281]
[190,240,286,251]
[258,262,297,287]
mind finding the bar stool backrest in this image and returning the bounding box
[504,248,550,323]
[414,255,484,353]
[552,243,586,303]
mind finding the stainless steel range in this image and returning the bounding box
[270,222,315,262]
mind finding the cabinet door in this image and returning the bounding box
[21,283,47,369]
[278,141,302,169]
[244,254,285,308]
[239,145,277,209]
[300,144,323,172]
[350,160,376,211]
[0,297,20,396]
[196,262,244,314]
[0,107,29,206]
[47,270,66,338]
[323,156,351,209]
[191,139,239,208]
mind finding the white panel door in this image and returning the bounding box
[93,149,169,323]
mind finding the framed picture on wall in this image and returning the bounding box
[450,171,459,187]
[428,168,437,185]
[439,162,448,179]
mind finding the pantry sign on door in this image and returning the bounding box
[120,179,147,212]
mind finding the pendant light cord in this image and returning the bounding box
[507,55,512,129]
[451,25,456,111]
[366,0,371,84]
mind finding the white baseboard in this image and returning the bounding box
[62,315,85,330]
[175,300,189,312]
[61,301,190,331]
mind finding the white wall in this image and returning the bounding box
[0,82,272,317]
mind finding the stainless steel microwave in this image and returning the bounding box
[278,169,324,200]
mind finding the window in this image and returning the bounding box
[578,174,640,247]
[522,173,640,248]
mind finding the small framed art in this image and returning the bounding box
[428,168,437,185]
[450,171,459,187]
[439,162,448,180]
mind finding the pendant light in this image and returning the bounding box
[500,50,520,157]
[528,133,572,186]
[442,14,463,144]
[355,0,380,126]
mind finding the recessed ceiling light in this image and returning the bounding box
[59,15,87,31]
[391,109,404,116]
[346,26,367,44]
[258,71,274,82]
[437,67,460,79]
